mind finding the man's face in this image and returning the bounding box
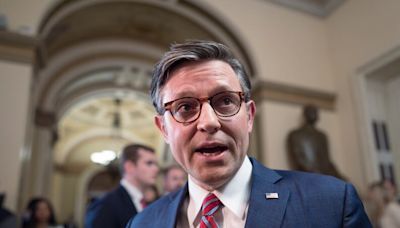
[130,149,159,188]
[155,60,256,190]
[164,168,187,193]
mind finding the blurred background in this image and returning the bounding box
[1,0,399,227]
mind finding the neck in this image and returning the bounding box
[123,176,144,192]
[303,122,315,127]
[191,175,232,192]
[36,222,49,228]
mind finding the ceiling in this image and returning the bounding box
[54,94,164,173]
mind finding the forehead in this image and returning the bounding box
[168,167,184,175]
[36,201,50,209]
[161,60,241,101]
[137,149,155,160]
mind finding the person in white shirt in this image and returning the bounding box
[85,144,159,228]
[379,180,400,228]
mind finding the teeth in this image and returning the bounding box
[201,151,222,156]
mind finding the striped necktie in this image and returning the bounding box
[200,193,222,228]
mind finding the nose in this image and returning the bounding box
[154,164,160,173]
[196,102,221,133]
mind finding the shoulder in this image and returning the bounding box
[0,207,14,219]
[252,157,346,190]
[277,169,345,187]
[275,170,371,226]
[0,208,17,227]
[385,201,400,214]
[136,192,176,220]
[88,186,127,211]
[252,157,350,200]
[275,169,351,200]
[127,188,185,227]
[85,186,134,227]
[104,185,128,201]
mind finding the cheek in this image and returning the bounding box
[228,116,250,146]
[171,148,185,165]
[168,125,192,154]
[165,119,183,144]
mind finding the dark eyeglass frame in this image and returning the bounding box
[163,91,245,124]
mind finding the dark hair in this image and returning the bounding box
[119,144,155,174]
[150,40,252,114]
[23,197,57,228]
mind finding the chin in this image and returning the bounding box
[199,171,231,187]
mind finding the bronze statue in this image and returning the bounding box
[287,104,345,180]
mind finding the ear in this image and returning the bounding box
[124,160,135,174]
[155,115,170,144]
[246,100,256,133]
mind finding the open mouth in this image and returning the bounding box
[195,145,228,156]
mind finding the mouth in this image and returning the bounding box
[194,143,228,157]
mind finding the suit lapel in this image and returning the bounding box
[164,184,188,228]
[245,159,290,228]
[163,159,290,228]
[119,185,137,215]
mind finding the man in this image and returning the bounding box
[127,40,371,227]
[85,144,159,228]
[162,165,187,195]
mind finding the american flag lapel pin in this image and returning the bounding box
[265,192,279,199]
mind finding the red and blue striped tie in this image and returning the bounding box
[200,193,222,228]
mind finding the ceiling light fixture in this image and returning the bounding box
[90,150,117,165]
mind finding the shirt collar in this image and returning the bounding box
[187,156,253,224]
[120,178,143,202]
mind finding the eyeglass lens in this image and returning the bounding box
[169,91,242,123]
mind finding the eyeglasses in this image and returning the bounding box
[163,91,244,123]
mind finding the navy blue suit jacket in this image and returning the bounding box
[86,184,137,228]
[127,158,371,228]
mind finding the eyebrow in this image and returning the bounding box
[166,85,237,101]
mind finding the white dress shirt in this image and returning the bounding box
[177,156,253,228]
[120,179,145,212]
[380,201,400,228]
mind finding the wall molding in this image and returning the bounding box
[266,0,344,18]
[253,79,336,110]
[0,30,337,111]
[0,30,36,64]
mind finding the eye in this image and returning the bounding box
[212,92,241,115]
[175,101,197,113]
[146,161,157,166]
[214,94,238,107]
[222,97,234,105]
[172,98,199,119]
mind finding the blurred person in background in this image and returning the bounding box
[0,193,17,228]
[365,180,400,228]
[380,180,400,228]
[143,185,159,205]
[365,182,386,227]
[85,144,159,228]
[22,197,61,228]
[162,165,186,195]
